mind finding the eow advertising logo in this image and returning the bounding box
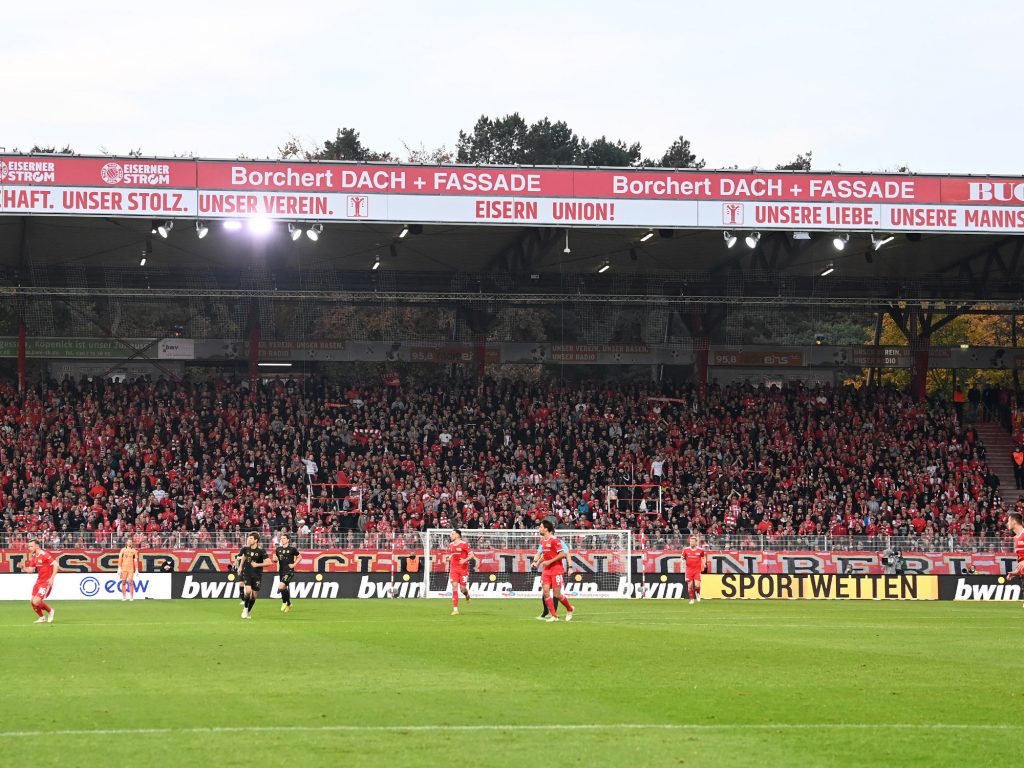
[78,576,152,597]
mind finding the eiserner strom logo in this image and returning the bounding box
[99,161,171,186]
[0,159,56,183]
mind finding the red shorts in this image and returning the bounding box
[449,570,468,587]
[685,571,702,582]
[32,582,52,600]
[542,570,564,589]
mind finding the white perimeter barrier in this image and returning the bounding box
[0,573,172,600]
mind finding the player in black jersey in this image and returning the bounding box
[233,533,271,619]
[272,532,301,613]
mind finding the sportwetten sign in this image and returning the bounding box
[703,574,938,600]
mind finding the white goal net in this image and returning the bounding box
[423,529,632,599]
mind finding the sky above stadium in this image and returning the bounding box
[2,0,1021,175]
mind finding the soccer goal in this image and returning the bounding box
[423,528,632,599]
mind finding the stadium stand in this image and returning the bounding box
[0,376,1017,547]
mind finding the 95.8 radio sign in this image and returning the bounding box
[712,350,804,367]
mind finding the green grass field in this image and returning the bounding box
[0,598,1020,767]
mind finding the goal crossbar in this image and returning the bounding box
[422,528,632,599]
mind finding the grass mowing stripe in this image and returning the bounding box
[2,723,1022,738]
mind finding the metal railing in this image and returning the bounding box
[0,531,1014,554]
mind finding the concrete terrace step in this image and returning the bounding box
[972,421,1023,503]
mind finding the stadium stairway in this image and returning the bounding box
[973,421,1024,505]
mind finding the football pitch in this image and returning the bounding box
[0,599,1020,767]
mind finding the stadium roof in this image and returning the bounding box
[0,216,1019,310]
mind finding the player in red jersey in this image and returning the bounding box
[448,529,476,616]
[682,534,708,605]
[1005,513,1024,607]
[23,538,57,624]
[539,519,574,622]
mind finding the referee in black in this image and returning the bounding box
[273,532,301,613]
[234,532,271,620]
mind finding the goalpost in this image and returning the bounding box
[423,529,632,599]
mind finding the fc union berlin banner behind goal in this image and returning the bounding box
[3,154,1024,234]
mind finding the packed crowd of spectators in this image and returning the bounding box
[0,376,1016,546]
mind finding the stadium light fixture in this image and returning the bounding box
[723,231,738,249]
[157,220,174,238]
[195,221,209,239]
[820,264,835,277]
[372,256,381,270]
[871,234,895,250]
[833,233,849,251]
[223,220,243,231]
[745,232,761,248]
[257,362,293,368]
[399,225,410,239]
[959,341,970,349]
[792,231,812,240]
[288,223,302,241]
[139,257,147,267]
[564,229,571,254]
[306,223,323,242]
[639,230,654,243]
[597,262,610,274]
[248,218,273,235]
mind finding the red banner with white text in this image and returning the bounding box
[4,155,1024,233]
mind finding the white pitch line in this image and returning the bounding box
[0,723,1020,738]
[0,617,468,629]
